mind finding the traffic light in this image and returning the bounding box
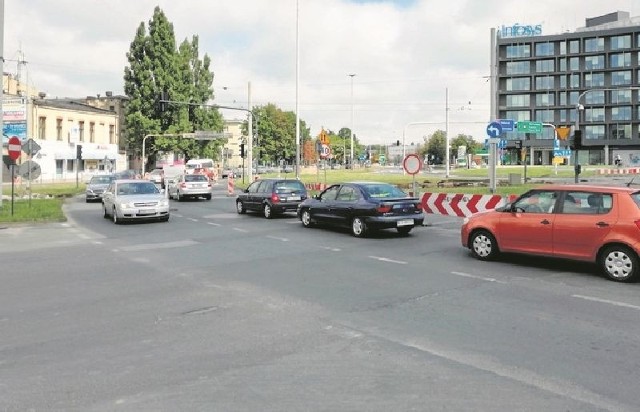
[157,91,169,112]
[76,144,83,160]
[240,143,245,158]
[571,130,582,150]
[396,140,400,146]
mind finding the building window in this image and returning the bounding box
[569,57,579,71]
[585,91,605,104]
[569,40,579,53]
[569,74,580,88]
[535,93,554,106]
[611,90,631,104]
[506,77,530,91]
[535,42,554,56]
[569,91,579,105]
[506,44,530,58]
[535,109,554,122]
[559,58,567,71]
[610,53,631,68]
[109,124,115,144]
[585,108,605,122]
[559,75,566,88]
[611,35,631,50]
[584,37,604,52]
[38,116,46,139]
[585,125,605,139]
[611,70,632,86]
[611,124,631,139]
[611,106,632,121]
[585,73,604,87]
[506,94,530,107]
[559,109,567,123]
[79,121,85,142]
[535,75,554,89]
[56,119,63,141]
[89,122,95,143]
[585,55,605,70]
[559,41,566,55]
[506,61,530,75]
[505,110,530,121]
[535,59,554,72]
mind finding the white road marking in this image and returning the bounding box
[187,218,198,222]
[173,213,183,218]
[451,271,506,283]
[118,239,198,252]
[368,256,407,265]
[92,241,103,245]
[266,235,288,242]
[233,228,248,233]
[207,222,221,227]
[572,294,640,311]
[322,246,341,252]
[287,221,300,224]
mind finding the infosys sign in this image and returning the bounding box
[498,23,542,38]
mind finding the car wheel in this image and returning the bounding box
[112,206,120,224]
[599,245,639,282]
[177,191,182,201]
[103,204,109,219]
[301,209,313,227]
[351,217,367,238]
[263,203,273,219]
[236,200,246,214]
[470,229,498,260]
[205,194,212,200]
[397,226,413,236]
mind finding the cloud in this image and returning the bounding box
[5,0,640,144]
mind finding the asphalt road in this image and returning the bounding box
[2,180,640,411]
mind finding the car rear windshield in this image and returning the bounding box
[91,176,113,184]
[362,183,407,199]
[274,181,305,193]
[185,175,208,182]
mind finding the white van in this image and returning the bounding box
[185,158,216,180]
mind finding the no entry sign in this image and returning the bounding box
[8,136,21,161]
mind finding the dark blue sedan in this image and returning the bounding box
[296,182,424,237]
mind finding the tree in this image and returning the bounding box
[423,130,447,164]
[123,6,222,171]
[450,134,479,156]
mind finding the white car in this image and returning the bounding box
[167,174,212,201]
[102,179,170,224]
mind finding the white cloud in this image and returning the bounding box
[4,0,640,144]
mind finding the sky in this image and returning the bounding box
[4,0,640,146]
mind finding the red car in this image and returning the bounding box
[461,184,640,282]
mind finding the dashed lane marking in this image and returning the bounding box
[368,256,407,265]
[572,294,640,311]
[451,271,506,283]
[266,235,289,242]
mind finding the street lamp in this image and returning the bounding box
[348,73,356,167]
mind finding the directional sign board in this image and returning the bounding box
[486,122,502,138]
[499,119,515,132]
[554,149,572,157]
[516,121,543,134]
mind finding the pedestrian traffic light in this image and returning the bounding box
[240,143,245,158]
[76,144,83,160]
[571,130,582,150]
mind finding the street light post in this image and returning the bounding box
[348,74,356,168]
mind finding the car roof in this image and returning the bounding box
[533,184,638,193]
[114,179,151,184]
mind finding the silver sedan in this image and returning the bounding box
[167,174,212,201]
[102,179,170,224]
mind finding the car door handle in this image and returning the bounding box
[540,219,551,225]
[596,221,609,227]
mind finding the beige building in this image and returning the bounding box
[222,118,245,169]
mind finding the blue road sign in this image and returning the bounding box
[499,139,507,149]
[486,122,502,137]
[499,119,515,132]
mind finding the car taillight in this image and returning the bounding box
[271,193,280,203]
[377,203,392,213]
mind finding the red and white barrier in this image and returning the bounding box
[595,168,640,175]
[421,193,516,217]
[227,175,235,196]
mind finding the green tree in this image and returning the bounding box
[423,130,447,164]
[123,6,222,171]
[450,133,480,156]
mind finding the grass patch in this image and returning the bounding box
[0,198,66,223]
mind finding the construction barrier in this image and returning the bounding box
[595,168,640,175]
[421,192,517,217]
[227,175,235,196]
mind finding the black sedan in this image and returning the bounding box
[296,182,424,237]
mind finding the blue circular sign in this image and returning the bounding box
[486,122,503,138]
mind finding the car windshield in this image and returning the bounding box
[185,175,208,182]
[117,182,160,195]
[90,176,113,184]
[274,181,305,193]
[361,183,406,198]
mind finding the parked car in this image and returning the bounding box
[102,179,170,224]
[296,182,424,237]
[85,174,115,203]
[167,174,212,201]
[236,178,307,218]
[461,184,640,282]
[148,168,165,188]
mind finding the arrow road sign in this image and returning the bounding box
[516,121,543,134]
[486,122,502,138]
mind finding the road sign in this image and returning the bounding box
[499,119,515,132]
[556,126,571,140]
[499,139,507,149]
[18,160,41,180]
[8,136,21,160]
[22,138,41,157]
[403,154,422,175]
[516,121,543,134]
[554,149,572,157]
[320,144,331,159]
[486,122,502,138]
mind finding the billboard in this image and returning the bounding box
[2,97,27,143]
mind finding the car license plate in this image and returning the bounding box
[138,209,156,215]
[288,196,300,201]
[397,219,414,227]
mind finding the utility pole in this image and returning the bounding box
[0,0,5,208]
